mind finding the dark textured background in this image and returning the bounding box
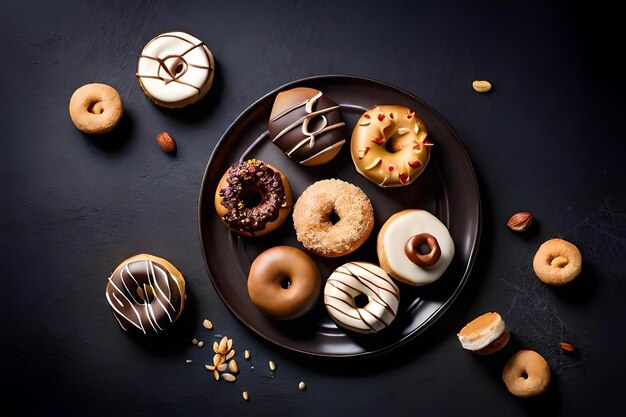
[2,0,625,416]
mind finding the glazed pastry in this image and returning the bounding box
[214,159,292,237]
[324,262,400,334]
[69,83,123,134]
[293,179,374,257]
[268,87,346,166]
[377,209,455,285]
[532,238,582,285]
[457,312,510,355]
[105,254,186,335]
[247,246,321,320]
[351,105,431,187]
[136,31,215,108]
[502,350,551,397]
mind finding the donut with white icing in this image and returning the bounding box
[136,31,215,108]
[324,262,400,334]
[377,209,455,286]
[105,254,186,335]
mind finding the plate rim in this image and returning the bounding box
[198,74,482,359]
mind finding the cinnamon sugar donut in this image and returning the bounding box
[502,350,551,397]
[292,179,374,257]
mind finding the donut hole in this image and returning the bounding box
[136,285,155,303]
[385,132,414,153]
[240,188,263,208]
[87,101,104,114]
[353,294,369,308]
[280,277,292,289]
[418,241,432,255]
[328,209,340,225]
[174,63,185,76]
[521,371,529,380]
[550,256,569,268]
[304,114,328,136]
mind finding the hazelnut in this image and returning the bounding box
[506,212,533,232]
[156,131,176,152]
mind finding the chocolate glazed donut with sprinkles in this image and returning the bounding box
[324,262,400,334]
[214,159,293,237]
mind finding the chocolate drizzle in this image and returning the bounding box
[268,87,346,166]
[105,258,184,335]
[136,32,214,93]
[218,159,286,235]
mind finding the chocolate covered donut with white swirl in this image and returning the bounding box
[324,262,400,334]
[269,87,347,166]
[105,254,186,335]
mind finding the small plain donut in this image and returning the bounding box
[137,31,215,108]
[215,159,293,237]
[457,312,510,355]
[105,254,186,335]
[247,246,321,319]
[502,350,551,397]
[377,209,455,286]
[351,105,431,187]
[293,179,374,257]
[324,262,400,334]
[533,238,582,285]
[69,83,123,134]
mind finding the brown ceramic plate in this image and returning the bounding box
[198,75,481,358]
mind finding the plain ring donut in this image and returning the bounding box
[293,179,374,257]
[502,350,551,397]
[533,238,582,285]
[247,246,321,319]
[69,83,123,134]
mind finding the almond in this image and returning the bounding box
[156,131,176,152]
[507,211,533,232]
[560,341,575,352]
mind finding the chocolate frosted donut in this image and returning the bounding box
[215,159,293,237]
[269,87,347,166]
[105,254,186,335]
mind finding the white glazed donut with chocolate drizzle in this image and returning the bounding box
[324,262,400,334]
[268,87,347,166]
[105,254,186,335]
[136,31,215,108]
[377,209,455,286]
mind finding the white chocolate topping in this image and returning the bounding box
[378,209,455,285]
[324,262,400,334]
[137,32,214,105]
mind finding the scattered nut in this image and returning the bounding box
[203,319,213,330]
[229,359,239,374]
[242,391,249,401]
[196,341,204,348]
[213,341,219,353]
[221,373,237,382]
[205,364,215,371]
[156,131,177,152]
[472,80,492,93]
[185,359,192,364]
[191,338,199,345]
[213,370,220,381]
[226,349,236,361]
[244,350,251,360]
[227,338,233,352]
[218,336,229,354]
[507,211,533,232]
[298,381,306,391]
[217,363,228,372]
[560,341,575,352]
[269,360,276,371]
[213,354,225,367]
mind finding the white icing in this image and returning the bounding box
[137,31,213,104]
[324,262,400,334]
[379,210,455,285]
